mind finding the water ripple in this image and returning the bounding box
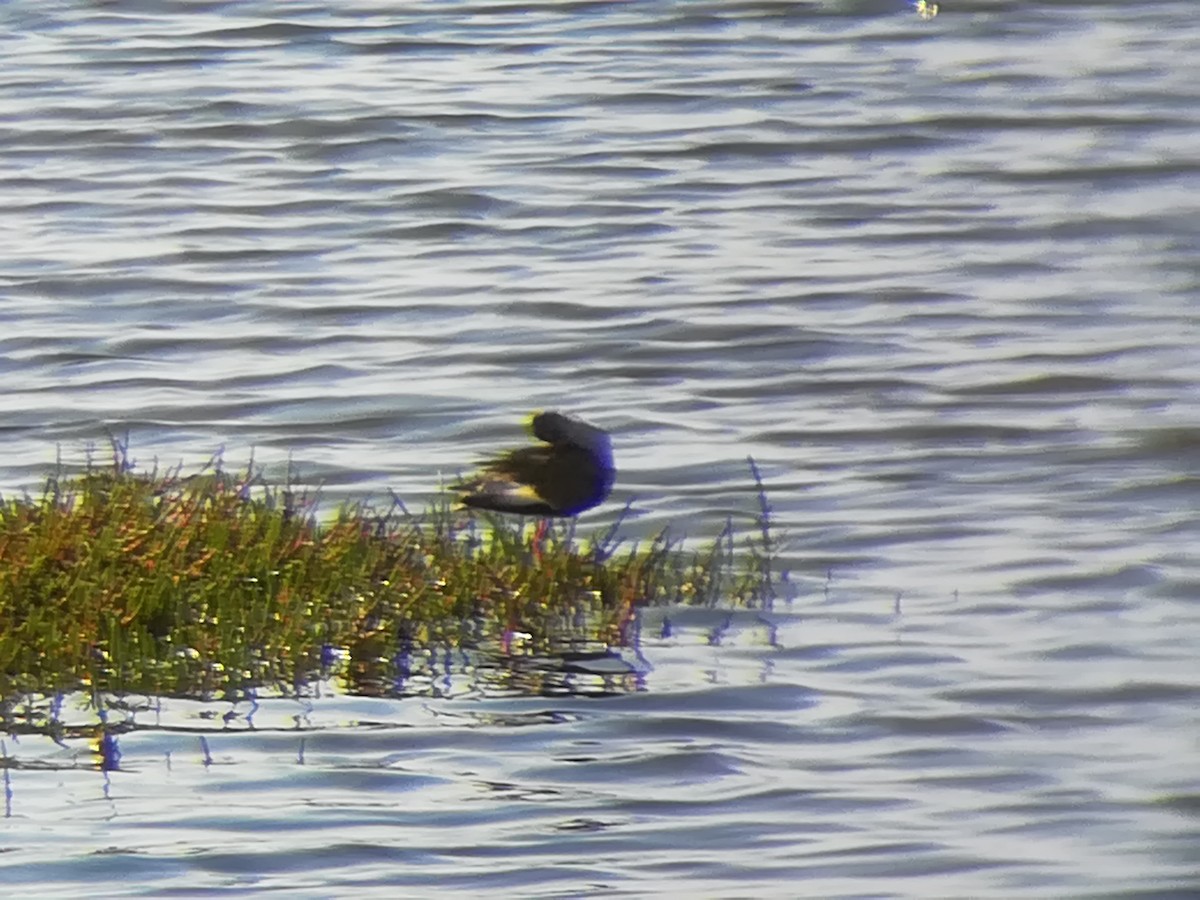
[1,0,1199,896]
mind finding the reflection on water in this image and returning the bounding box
[339,627,650,700]
[3,604,1198,896]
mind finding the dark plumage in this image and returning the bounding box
[455,411,615,517]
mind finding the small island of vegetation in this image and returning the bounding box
[0,439,778,706]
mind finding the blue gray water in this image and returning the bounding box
[1,1,1198,896]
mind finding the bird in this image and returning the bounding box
[454,411,615,517]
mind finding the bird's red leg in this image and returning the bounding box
[531,518,549,563]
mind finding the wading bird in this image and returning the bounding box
[455,411,615,517]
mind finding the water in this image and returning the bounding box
[1,0,1199,896]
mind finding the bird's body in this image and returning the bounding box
[455,411,615,517]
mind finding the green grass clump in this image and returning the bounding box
[0,444,776,701]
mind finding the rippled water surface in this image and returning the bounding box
[2,1,1199,896]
